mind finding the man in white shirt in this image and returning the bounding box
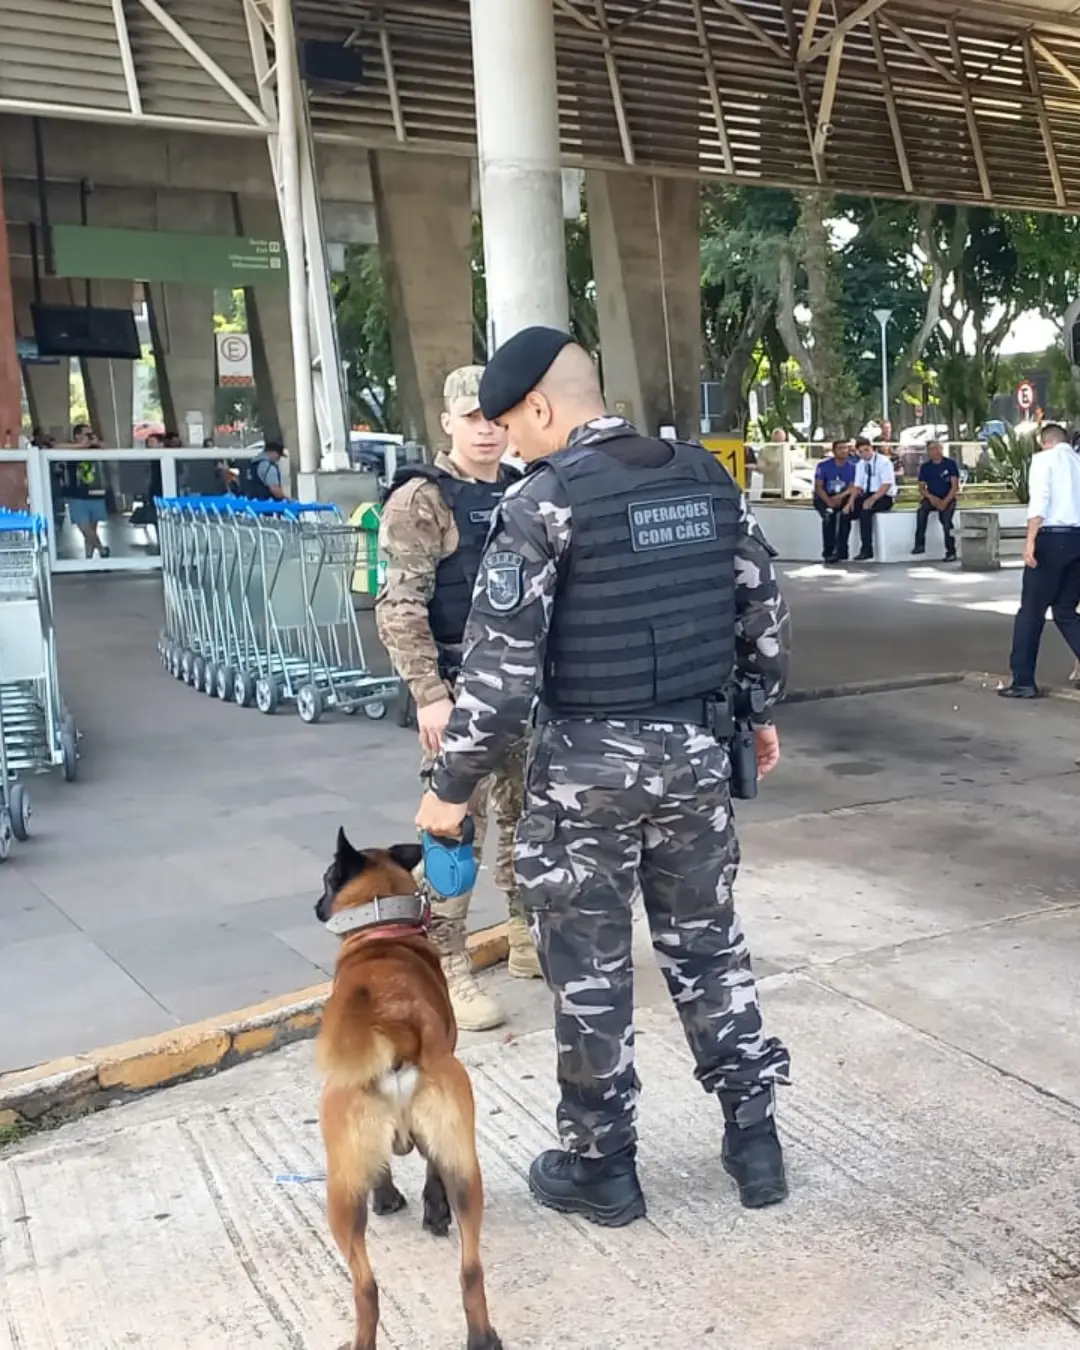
[849,436,898,561]
[1000,422,1080,698]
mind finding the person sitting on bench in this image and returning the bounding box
[913,440,960,561]
[850,436,897,561]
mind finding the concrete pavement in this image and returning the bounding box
[2,681,1079,1348]
[0,558,1075,1074]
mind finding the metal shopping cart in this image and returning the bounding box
[0,508,78,786]
[0,509,78,857]
[156,497,398,724]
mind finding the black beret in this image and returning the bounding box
[479,326,574,420]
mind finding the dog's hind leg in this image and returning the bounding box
[421,1158,452,1237]
[371,1165,407,1215]
[413,1059,503,1350]
[327,1177,379,1350]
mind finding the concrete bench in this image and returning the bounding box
[958,511,1026,571]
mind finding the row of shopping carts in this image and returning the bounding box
[155,496,398,724]
[0,509,79,861]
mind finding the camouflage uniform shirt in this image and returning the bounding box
[375,450,473,709]
[431,416,791,803]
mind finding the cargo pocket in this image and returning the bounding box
[512,807,558,913]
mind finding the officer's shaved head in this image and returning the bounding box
[499,342,606,463]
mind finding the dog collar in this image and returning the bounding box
[325,892,429,937]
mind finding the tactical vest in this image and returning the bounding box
[539,438,742,719]
[385,462,521,649]
[244,454,274,500]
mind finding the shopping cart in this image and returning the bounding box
[0,509,78,858]
[156,497,398,724]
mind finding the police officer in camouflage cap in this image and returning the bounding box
[377,364,541,1032]
[417,327,792,1226]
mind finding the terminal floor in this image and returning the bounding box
[3,677,1079,1348]
[0,560,1076,1073]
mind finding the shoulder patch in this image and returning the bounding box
[628,495,717,552]
[481,550,525,612]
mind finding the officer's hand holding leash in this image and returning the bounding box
[416,791,469,839]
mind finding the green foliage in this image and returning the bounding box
[987,427,1037,504]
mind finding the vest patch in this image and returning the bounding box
[628,495,717,552]
[482,550,524,612]
[468,509,494,525]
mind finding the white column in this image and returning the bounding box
[470,0,569,349]
[272,0,318,478]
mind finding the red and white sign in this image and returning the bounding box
[1016,379,1036,413]
[216,332,254,388]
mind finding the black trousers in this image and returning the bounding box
[1008,528,1080,688]
[852,495,894,556]
[914,501,956,554]
[813,498,852,560]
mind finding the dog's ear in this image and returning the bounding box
[388,843,423,876]
[336,827,360,865]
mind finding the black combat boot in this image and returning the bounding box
[528,1146,647,1227]
[720,1090,788,1209]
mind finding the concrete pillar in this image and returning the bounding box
[148,283,215,446]
[370,150,473,449]
[470,0,568,347]
[235,195,298,454]
[587,171,702,439]
[81,280,136,447]
[0,148,27,509]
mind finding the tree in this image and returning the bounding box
[699,186,797,431]
[335,246,398,431]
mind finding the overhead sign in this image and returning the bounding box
[50,225,287,287]
[1016,379,1036,412]
[216,332,254,387]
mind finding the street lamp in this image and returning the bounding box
[873,308,893,431]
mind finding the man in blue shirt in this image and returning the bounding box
[913,440,960,561]
[813,439,857,562]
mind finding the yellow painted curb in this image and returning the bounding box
[0,923,510,1136]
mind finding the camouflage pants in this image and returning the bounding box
[421,739,527,928]
[514,719,791,1159]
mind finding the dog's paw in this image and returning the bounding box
[371,1182,408,1215]
[466,1330,504,1350]
[422,1191,452,1238]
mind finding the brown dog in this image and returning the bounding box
[315,828,503,1350]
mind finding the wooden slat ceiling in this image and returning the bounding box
[296,0,1080,209]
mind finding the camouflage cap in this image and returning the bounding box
[443,365,486,415]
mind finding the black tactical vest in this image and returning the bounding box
[384,463,521,648]
[539,438,742,718]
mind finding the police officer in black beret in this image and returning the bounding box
[417,326,792,1226]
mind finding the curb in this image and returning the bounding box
[785,672,965,703]
[961,672,1080,705]
[0,922,509,1136]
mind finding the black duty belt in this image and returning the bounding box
[1039,525,1080,533]
[536,697,734,738]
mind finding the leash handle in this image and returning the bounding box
[426,815,476,848]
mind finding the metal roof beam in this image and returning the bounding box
[1025,35,1067,208]
[869,12,913,195]
[592,0,636,164]
[800,0,890,65]
[948,21,992,201]
[879,15,961,87]
[813,31,846,165]
[710,0,791,64]
[690,0,734,174]
[798,0,824,63]
[135,0,269,128]
[111,0,143,117]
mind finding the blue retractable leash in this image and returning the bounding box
[421,816,478,899]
